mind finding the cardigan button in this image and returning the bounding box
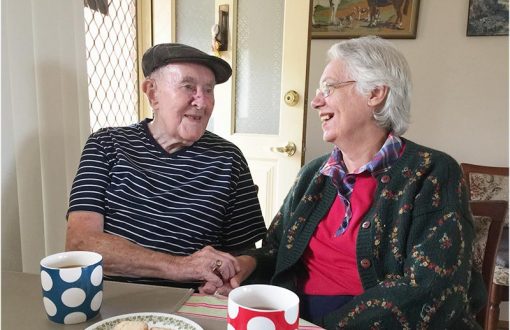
[361,221,371,229]
[360,259,371,269]
[380,175,390,183]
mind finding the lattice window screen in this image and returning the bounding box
[84,0,139,132]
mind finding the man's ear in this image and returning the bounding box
[367,85,389,108]
[142,78,158,108]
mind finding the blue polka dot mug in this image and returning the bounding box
[40,251,103,324]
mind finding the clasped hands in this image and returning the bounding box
[190,247,255,296]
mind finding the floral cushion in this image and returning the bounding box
[472,215,492,273]
[496,227,509,268]
[469,173,508,201]
[494,226,509,286]
[494,264,509,286]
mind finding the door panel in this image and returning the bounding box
[234,0,283,135]
[175,0,311,226]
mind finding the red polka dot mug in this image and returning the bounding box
[227,284,299,330]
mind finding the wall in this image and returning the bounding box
[305,0,509,168]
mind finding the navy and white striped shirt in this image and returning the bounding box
[68,119,266,286]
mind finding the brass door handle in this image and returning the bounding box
[284,90,299,106]
[270,142,296,156]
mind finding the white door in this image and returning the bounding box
[211,0,311,226]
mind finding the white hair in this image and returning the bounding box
[327,35,412,136]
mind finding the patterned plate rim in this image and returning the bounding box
[84,312,204,330]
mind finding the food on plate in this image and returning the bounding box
[113,320,149,330]
[109,318,181,330]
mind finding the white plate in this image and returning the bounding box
[85,312,204,330]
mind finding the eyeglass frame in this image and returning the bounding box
[316,80,357,98]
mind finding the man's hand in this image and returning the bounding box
[179,246,241,288]
[198,255,257,295]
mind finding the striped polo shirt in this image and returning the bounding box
[68,119,266,286]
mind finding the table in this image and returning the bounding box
[2,271,322,329]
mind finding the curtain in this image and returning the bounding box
[2,0,90,273]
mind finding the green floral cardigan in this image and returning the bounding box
[243,139,486,329]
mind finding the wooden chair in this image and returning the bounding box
[461,163,509,330]
[470,200,508,328]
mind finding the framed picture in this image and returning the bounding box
[311,0,420,39]
[467,0,509,36]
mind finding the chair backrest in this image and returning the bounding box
[469,200,508,326]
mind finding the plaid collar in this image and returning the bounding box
[320,133,403,236]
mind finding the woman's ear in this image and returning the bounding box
[368,85,389,108]
[142,78,158,109]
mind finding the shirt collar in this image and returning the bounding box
[320,133,403,179]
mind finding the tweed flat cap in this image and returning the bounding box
[141,43,232,84]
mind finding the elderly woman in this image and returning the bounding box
[66,43,267,289]
[208,36,485,328]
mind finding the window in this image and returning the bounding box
[84,0,140,132]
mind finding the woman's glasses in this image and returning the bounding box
[316,80,356,98]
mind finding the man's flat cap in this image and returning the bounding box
[142,43,232,84]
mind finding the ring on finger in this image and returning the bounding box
[211,259,222,273]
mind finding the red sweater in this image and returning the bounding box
[300,171,376,295]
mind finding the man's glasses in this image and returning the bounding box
[316,80,356,98]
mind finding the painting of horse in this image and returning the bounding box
[311,0,420,39]
[367,0,410,29]
[312,0,344,26]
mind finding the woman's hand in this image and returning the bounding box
[198,255,257,295]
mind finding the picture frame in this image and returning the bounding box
[467,0,509,36]
[311,0,420,39]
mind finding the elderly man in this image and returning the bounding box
[66,43,267,290]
